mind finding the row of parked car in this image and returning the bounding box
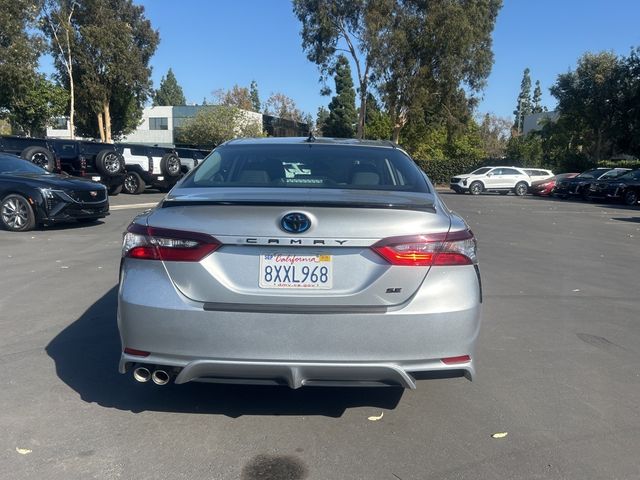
[449,165,640,206]
[0,136,210,196]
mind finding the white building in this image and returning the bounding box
[46,105,265,145]
[522,111,559,135]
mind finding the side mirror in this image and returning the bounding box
[486,172,493,177]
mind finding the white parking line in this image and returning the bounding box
[110,202,159,211]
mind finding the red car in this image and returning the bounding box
[530,173,579,196]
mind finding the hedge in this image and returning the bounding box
[598,159,640,170]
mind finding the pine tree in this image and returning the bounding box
[532,80,544,113]
[323,55,357,138]
[316,106,329,135]
[153,68,186,106]
[249,80,260,112]
[513,68,533,133]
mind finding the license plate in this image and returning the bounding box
[157,176,164,181]
[91,176,101,182]
[259,254,332,289]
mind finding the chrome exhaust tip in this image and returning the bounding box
[133,366,151,383]
[151,369,170,386]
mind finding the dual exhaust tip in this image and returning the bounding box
[133,366,171,385]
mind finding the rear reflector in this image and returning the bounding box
[441,355,471,365]
[124,347,150,357]
[372,230,477,266]
[122,223,220,262]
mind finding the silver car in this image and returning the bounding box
[118,138,481,389]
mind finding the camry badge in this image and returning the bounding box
[280,213,311,234]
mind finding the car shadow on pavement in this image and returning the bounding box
[610,217,640,223]
[39,220,106,231]
[46,286,404,418]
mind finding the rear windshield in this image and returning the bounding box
[180,144,430,192]
[577,169,605,179]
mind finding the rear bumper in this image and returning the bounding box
[139,171,179,189]
[118,261,482,388]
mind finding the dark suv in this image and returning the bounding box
[0,136,58,172]
[48,139,126,195]
[588,169,640,206]
[117,144,183,194]
[0,136,126,195]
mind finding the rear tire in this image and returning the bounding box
[469,181,483,195]
[1,194,36,232]
[624,189,638,206]
[160,153,181,177]
[514,182,528,196]
[123,172,145,195]
[21,146,55,172]
[96,150,124,177]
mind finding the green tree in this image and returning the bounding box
[613,47,640,157]
[249,80,261,112]
[293,0,388,139]
[410,121,484,164]
[153,68,186,106]
[68,0,159,142]
[364,93,391,140]
[0,0,43,129]
[7,74,68,136]
[513,68,533,133]
[550,51,620,161]
[505,133,543,166]
[323,55,357,138]
[175,106,263,147]
[373,0,502,144]
[532,80,544,114]
[316,106,329,135]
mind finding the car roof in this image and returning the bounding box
[483,166,526,170]
[223,137,399,149]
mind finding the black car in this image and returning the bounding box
[589,169,640,206]
[0,153,109,232]
[554,168,631,199]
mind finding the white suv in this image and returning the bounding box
[117,144,182,194]
[450,166,531,196]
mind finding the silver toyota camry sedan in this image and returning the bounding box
[118,137,482,389]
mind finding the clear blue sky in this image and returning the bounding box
[54,0,640,122]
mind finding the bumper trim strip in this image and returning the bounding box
[202,302,388,314]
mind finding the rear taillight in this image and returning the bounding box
[122,223,220,261]
[372,230,477,266]
[441,355,471,365]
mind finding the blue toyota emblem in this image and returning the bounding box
[281,213,311,234]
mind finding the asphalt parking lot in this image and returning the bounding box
[1,191,639,480]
